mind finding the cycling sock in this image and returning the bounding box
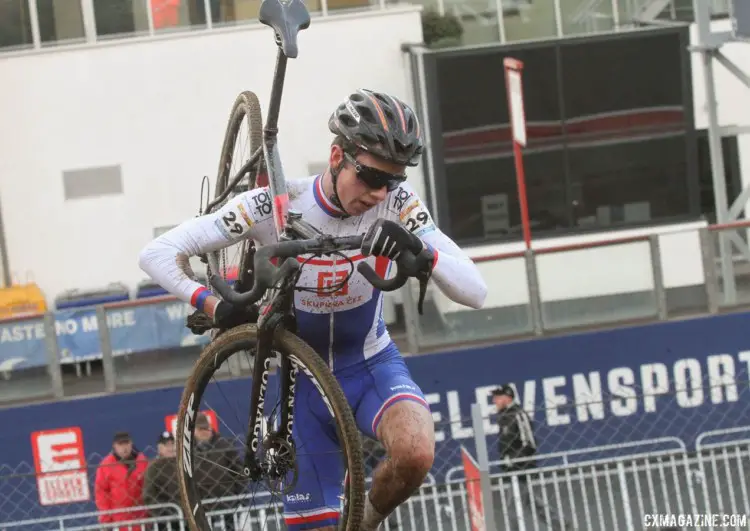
[361,491,387,530]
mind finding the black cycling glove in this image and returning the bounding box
[213,300,259,330]
[361,219,425,260]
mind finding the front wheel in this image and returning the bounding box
[176,324,366,530]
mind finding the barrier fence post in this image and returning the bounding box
[43,311,64,399]
[97,305,116,393]
[400,279,422,354]
[524,250,543,336]
[699,227,720,313]
[471,402,497,531]
[616,461,636,531]
[648,234,668,320]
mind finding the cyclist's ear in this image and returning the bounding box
[329,143,345,169]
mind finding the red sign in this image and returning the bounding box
[30,427,90,506]
[165,409,218,436]
[461,446,486,531]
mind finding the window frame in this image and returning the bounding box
[420,25,700,246]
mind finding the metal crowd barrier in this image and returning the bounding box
[2,432,750,531]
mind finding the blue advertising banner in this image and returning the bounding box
[0,299,210,371]
[2,310,750,522]
[0,316,47,372]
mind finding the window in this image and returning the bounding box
[425,26,698,245]
[212,0,374,26]
[502,1,557,43]
[0,0,33,50]
[561,0,615,36]
[559,30,692,229]
[559,32,686,128]
[154,225,177,237]
[63,165,123,200]
[94,0,207,37]
[436,45,561,133]
[435,45,567,240]
[37,0,85,45]
[696,131,742,222]
[0,0,85,49]
[567,135,691,227]
[445,149,569,242]
[94,0,144,37]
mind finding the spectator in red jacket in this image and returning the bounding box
[94,431,150,529]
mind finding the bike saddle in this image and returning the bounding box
[259,0,311,58]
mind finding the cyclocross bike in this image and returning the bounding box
[174,1,431,529]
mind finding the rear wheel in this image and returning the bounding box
[176,324,366,531]
[207,91,265,293]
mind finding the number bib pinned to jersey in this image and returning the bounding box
[399,198,436,237]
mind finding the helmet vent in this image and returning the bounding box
[358,106,378,125]
[340,114,358,128]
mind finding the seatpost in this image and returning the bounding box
[263,46,290,238]
[265,45,287,133]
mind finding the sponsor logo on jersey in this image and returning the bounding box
[237,202,253,227]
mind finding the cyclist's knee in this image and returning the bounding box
[397,443,433,487]
[379,400,434,481]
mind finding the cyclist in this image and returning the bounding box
[139,89,487,530]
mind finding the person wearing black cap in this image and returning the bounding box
[492,385,537,475]
[491,385,570,531]
[94,431,150,530]
[144,431,180,530]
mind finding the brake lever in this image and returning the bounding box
[416,274,429,316]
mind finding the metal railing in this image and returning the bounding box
[2,425,750,530]
[0,505,185,531]
[4,219,750,405]
[4,359,750,526]
[463,415,750,530]
[401,219,750,353]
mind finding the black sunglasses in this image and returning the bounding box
[344,153,406,192]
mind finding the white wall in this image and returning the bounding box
[0,7,425,302]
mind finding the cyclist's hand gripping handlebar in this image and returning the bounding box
[357,249,431,315]
[356,251,417,292]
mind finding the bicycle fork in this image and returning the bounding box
[242,312,298,479]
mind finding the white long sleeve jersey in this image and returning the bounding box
[139,175,487,372]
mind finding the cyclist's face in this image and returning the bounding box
[331,146,406,216]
